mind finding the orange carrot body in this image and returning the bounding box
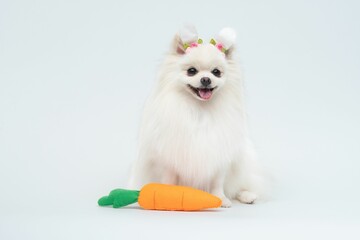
[138,183,222,211]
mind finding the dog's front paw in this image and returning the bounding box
[237,191,257,204]
[211,189,232,208]
[220,196,232,208]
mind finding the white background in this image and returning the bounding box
[1,0,359,239]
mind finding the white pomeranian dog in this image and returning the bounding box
[128,25,264,207]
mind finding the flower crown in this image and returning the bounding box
[180,25,236,54]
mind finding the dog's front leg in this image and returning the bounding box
[210,170,232,208]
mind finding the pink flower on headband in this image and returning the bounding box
[209,39,226,53]
[216,43,224,52]
[184,40,202,53]
[185,43,198,53]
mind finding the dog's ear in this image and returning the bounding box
[171,24,198,55]
[216,27,237,59]
[171,34,186,55]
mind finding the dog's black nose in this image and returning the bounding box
[200,77,211,87]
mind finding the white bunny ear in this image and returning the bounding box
[179,24,198,44]
[215,27,237,50]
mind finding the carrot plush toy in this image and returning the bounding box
[98,183,222,211]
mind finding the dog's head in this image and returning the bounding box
[167,25,237,101]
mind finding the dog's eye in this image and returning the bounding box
[212,68,221,77]
[187,67,198,76]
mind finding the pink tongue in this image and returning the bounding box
[198,89,212,100]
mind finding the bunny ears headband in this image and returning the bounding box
[179,25,236,54]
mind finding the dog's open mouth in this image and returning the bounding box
[187,85,217,100]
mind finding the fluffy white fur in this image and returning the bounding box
[128,27,264,207]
